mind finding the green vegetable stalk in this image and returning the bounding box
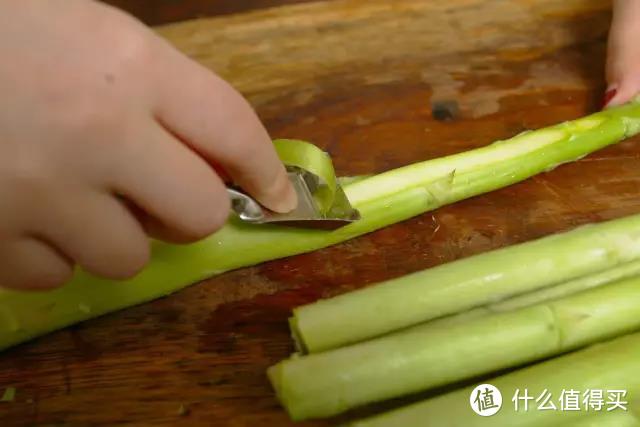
[489,259,640,312]
[291,212,640,354]
[348,332,640,427]
[426,258,640,329]
[2,101,640,351]
[268,275,640,420]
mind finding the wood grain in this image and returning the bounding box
[2,0,637,426]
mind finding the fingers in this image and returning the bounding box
[32,190,150,280]
[132,209,203,244]
[604,0,640,108]
[1,108,235,288]
[150,41,297,213]
[112,120,231,243]
[0,237,73,291]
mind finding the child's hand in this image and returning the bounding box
[0,0,296,291]
[604,0,640,107]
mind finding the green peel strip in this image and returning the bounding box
[273,138,337,214]
[1,387,15,402]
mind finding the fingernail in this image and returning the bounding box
[276,182,298,213]
[602,88,618,109]
[268,171,298,213]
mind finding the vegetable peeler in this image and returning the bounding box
[227,166,361,230]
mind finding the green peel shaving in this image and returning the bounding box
[273,138,338,213]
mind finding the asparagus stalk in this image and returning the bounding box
[291,211,640,354]
[427,259,640,329]
[2,102,640,352]
[348,332,640,427]
[269,275,640,420]
[490,259,640,312]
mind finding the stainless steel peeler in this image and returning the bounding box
[227,166,360,230]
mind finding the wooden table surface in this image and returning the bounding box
[2,0,639,425]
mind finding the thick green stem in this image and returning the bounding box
[348,332,640,427]
[427,259,640,329]
[291,211,640,354]
[490,259,640,312]
[269,275,640,420]
[2,102,640,351]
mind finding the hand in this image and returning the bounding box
[604,0,640,108]
[0,0,296,291]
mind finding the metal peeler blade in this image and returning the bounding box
[227,168,360,230]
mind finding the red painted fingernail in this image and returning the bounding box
[602,88,617,109]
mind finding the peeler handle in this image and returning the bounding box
[226,188,265,223]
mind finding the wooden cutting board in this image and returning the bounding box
[2,0,638,425]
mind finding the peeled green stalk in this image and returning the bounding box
[345,106,640,207]
[269,275,640,420]
[348,332,640,427]
[428,258,640,329]
[2,102,640,352]
[291,211,640,354]
[490,258,640,312]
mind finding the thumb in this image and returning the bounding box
[604,0,640,108]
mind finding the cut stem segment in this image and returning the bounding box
[269,275,640,420]
[348,332,640,427]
